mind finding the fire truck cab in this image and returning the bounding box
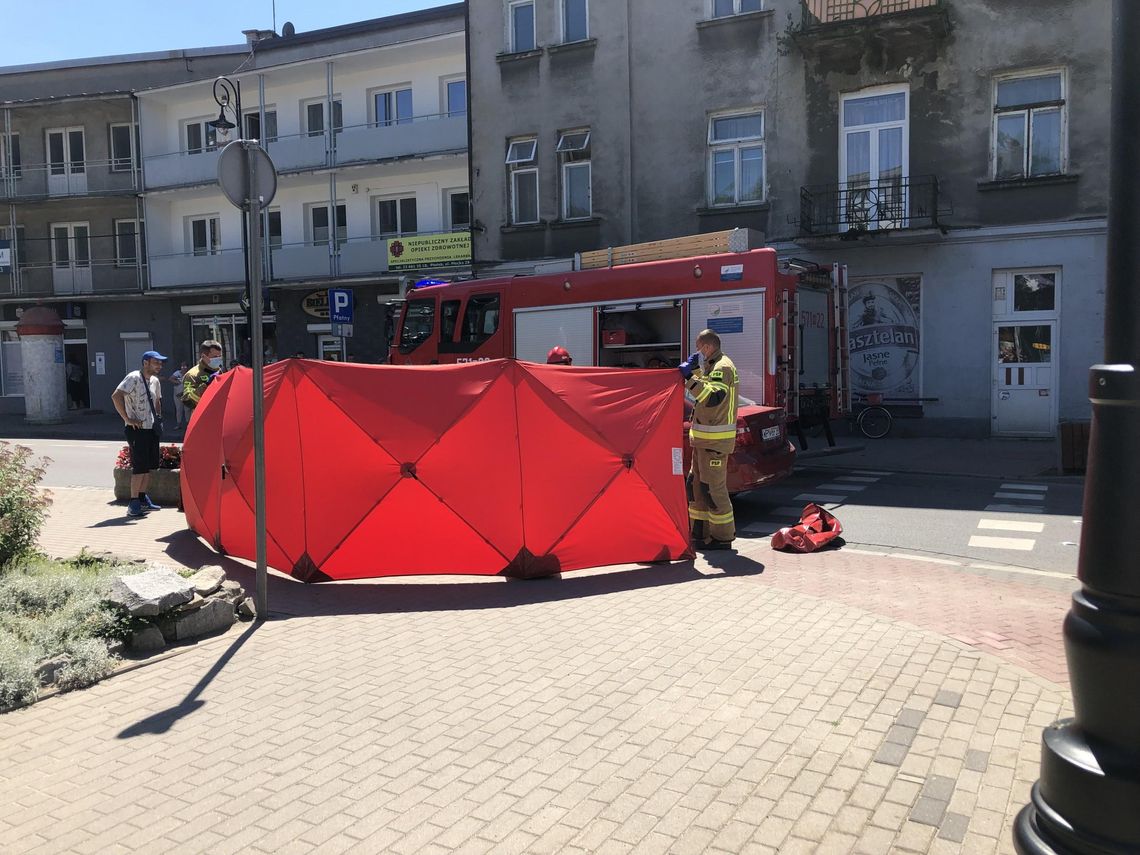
[388,229,847,493]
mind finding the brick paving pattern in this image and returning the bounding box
[0,487,1075,854]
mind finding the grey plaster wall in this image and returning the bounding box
[786,225,1105,436]
[776,0,1110,239]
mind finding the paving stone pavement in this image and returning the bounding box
[0,487,1076,855]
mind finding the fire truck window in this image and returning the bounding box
[440,300,460,341]
[460,294,501,343]
[400,299,435,351]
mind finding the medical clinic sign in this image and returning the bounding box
[387,232,471,271]
[848,275,922,398]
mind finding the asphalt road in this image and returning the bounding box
[736,465,1083,578]
[12,438,1083,578]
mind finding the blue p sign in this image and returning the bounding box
[328,288,353,324]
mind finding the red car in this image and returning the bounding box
[683,395,796,494]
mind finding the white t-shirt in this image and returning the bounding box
[115,371,162,428]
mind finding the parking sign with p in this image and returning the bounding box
[329,288,353,338]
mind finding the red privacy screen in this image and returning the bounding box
[182,359,692,581]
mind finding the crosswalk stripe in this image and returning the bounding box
[836,476,879,483]
[794,493,846,504]
[993,491,1045,501]
[852,470,892,476]
[978,519,1045,533]
[1000,483,1048,492]
[969,535,1036,551]
[984,503,1044,514]
[817,483,866,492]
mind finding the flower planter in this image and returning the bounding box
[113,467,182,506]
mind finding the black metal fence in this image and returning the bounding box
[802,0,941,25]
[798,175,943,236]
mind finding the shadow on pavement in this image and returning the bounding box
[88,517,142,528]
[153,528,765,619]
[117,621,261,739]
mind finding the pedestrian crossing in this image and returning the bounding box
[970,483,1049,552]
[738,470,891,539]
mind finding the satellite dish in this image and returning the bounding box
[282,21,295,37]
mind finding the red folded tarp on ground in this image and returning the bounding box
[182,359,693,581]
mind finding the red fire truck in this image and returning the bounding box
[388,230,848,493]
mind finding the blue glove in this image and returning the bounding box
[678,352,701,380]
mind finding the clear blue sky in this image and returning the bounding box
[3,0,449,67]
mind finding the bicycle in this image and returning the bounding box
[853,393,893,439]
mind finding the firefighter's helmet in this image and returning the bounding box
[546,346,572,365]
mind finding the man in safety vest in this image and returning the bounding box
[181,339,224,414]
[680,329,738,551]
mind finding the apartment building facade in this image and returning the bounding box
[0,48,245,414]
[139,4,469,369]
[0,3,468,416]
[467,0,1109,437]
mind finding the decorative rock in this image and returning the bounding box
[169,599,235,641]
[237,597,257,621]
[175,593,205,613]
[35,654,71,686]
[129,626,166,653]
[108,568,194,617]
[187,566,226,597]
[210,580,244,605]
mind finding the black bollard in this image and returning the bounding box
[1013,2,1140,852]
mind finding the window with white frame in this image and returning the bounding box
[708,111,764,206]
[184,119,218,155]
[307,203,347,248]
[712,0,762,16]
[445,78,467,118]
[304,99,343,137]
[508,0,536,52]
[109,123,136,172]
[373,87,413,127]
[187,215,221,256]
[506,137,539,224]
[557,129,591,220]
[377,196,418,237]
[51,222,90,269]
[993,70,1066,180]
[446,189,471,230]
[244,110,278,144]
[114,219,146,266]
[563,0,588,41]
[1,133,21,179]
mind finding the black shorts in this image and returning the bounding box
[125,426,160,474]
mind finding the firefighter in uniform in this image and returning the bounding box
[680,329,738,550]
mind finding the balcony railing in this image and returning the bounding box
[146,229,470,288]
[0,231,146,295]
[802,0,940,25]
[142,111,467,191]
[0,157,138,201]
[798,175,944,236]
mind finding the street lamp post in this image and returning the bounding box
[1013,3,1140,852]
[208,76,271,621]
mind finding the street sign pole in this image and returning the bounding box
[245,141,269,620]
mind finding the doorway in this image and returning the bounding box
[991,268,1059,437]
[318,334,345,361]
[64,342,89,410]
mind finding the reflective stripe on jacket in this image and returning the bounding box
[685,351,738,453]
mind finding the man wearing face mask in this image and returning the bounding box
[181,339,224,415]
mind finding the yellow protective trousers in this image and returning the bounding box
[687,446,735,543]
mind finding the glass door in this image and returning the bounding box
[51,222,92,294]
[46,128,87,195]
[840,88,908,230]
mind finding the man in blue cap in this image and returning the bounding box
[111,350,168,518]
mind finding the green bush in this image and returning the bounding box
[0,443,52,570]
[0,556,129,711]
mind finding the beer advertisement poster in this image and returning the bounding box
[848,275,922,400]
